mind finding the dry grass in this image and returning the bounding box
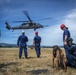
[0,48,76,75]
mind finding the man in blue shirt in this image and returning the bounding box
[33,31,41,58]
[60,24,76,67]
[17,31,28,59]
[60,24,70,45]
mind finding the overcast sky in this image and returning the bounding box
[0,0,76,46]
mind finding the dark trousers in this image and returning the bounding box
[19,46,27,58]
[35,46,41,57]
[64,45,76,67]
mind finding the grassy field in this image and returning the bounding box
[0,48,76,75]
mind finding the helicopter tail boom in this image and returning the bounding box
[43,25,48,27]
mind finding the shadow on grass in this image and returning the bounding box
[27,69,49,75]
[19,55,48,59]
[24,56,47,59]
[0,62,18,73]
[0,62,18,68]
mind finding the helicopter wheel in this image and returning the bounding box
[34,29,36,31]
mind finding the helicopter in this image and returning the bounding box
[5,11,51,31]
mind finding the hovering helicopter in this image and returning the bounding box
[5,11,51,31]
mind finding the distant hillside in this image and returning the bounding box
[0,43,63,48]
[0,43,17,48]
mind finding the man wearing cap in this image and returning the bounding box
[60,24,71,45]
[60,24,76,67]
[17,31,28,59]
[64,38,76,67]
[33,31,41,58]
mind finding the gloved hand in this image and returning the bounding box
[30,45,34,49]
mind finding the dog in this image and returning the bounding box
[52,45,67,72]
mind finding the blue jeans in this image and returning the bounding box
[19,46,27,58]
[35,46,41,57]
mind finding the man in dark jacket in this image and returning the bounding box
[64,38,76,67]
[17,31,28,59]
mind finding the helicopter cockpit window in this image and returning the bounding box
[22,23,25,25]
[35,23,39,25]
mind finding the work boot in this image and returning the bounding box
[25,56,28,59]
[37,55,40,58]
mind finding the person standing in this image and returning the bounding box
[60,24,71,45]
[33,31,41,58]
[17,31,28,59]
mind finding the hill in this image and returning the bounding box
[0,43,63,48]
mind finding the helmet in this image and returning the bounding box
[22,30,25,34]
[60,24,66,30]
[35,31,38,35]
[67,38,73,42]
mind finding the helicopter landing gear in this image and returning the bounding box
[34,28,36,31]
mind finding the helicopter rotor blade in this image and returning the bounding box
[34,17,52,21]
[13,21,29,23]
[23,11,32,22]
